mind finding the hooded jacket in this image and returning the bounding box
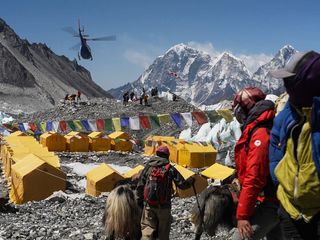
[235,100,276,220]
[269,97,320,222]
[136,156,191,208]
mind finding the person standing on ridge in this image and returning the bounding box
[130,91,135,101]
[77,90,81,102]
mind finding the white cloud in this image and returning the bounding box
[187,41,220,56]
[238,53,273,73]
[124,50,153,69]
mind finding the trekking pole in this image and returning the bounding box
[191,182,207,236]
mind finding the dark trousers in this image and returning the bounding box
[278,204,320,240]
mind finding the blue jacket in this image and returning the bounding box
[269,96,320,184]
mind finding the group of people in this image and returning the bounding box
[64,90,81,104]
[122,87,153,106]
[150,87,159,97]
[123,91,135,106]
[128,51,320,240]
[230,50,320,240]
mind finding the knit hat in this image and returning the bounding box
[156,145,170,158]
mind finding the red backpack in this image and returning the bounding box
[143,164,171,206]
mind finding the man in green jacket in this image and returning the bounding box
[137,145,194,240]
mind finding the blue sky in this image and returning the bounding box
[2,0,320,90]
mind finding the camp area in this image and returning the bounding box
[9,154,66,204]
[1,135,61,179]
[166,140,217,168]
[64,131,89,152]
[201,162,236,183]
[88,131,111,152]
[86,163,124,197]
[172,164,208,198]
[108,131,133,152]
[40,131,66,152]
[144,135,175,156]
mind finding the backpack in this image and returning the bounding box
[245,119,277,198]
[143,164,171,206]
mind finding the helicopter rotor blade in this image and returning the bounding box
[62,27,79,37]
[86,35,116,41]
[69,43,81,51]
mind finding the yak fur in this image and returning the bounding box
[191,184,238,240]
[103,184,142,240]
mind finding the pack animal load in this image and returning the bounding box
[143,164,171,206]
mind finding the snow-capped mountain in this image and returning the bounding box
[252,45,297,95]
[108,43,296,106]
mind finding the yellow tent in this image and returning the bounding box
[88,132,111,152]
[2,136,61,179]
[9,131,27,137]
[108,131,133,152]
[144,135,175,156]
[64,132,89,152]
[9,154,66,204]
[5,136,36,145]
[4,152,60,179]
[86,163,124,197]
[201,163,236,181]
[178,143,216,168]
[166,141,184,163]
[40,132,66,152]
[123,165,144,179]
[172,164,208,198]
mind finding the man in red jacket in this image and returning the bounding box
[231,87,282,240]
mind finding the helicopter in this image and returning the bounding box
[63,19,116,60]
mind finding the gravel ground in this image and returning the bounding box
[0,97,234,239]
[0,151,232,240]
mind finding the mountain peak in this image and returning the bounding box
[280,44,295,51]
[219,52,239,61]
[276,45,296,59]
[166,43,201,56]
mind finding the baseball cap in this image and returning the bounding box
[269,51,311,79]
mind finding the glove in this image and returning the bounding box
[187,177,195,186]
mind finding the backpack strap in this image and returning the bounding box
[164,163,171,171]
[245,120,273,154]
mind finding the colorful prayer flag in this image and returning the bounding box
[112,118,121,131]
[129,116,140,130]
[96,119,105,131]
[170,113,183,128]
[81,119,91,132]
[191,111,208,125]
[139,116,151,129]
[181,112,193,127]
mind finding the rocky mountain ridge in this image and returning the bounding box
[0,18,112,114]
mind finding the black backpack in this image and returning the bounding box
[143,164,171,206]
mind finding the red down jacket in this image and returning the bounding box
[234,100,275,220]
